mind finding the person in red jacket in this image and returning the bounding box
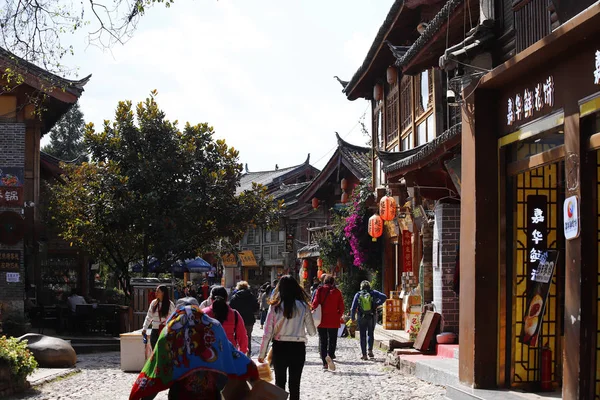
[311,274,344,371]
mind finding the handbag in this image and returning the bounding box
[312,288,330,327]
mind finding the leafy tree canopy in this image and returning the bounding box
[42,102,88,162]
[48,92,281,294]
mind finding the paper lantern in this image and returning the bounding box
[312,197,319,209]
[387,66,398,85]
[317,268,323,279]
[341,192,349,204]
[302,259,309,269]
[317,258,323,268]
[340,178,348,190]
[302,269,308,280]
[379,195,397,221]
[373,83,384,101]
[368,214,383,242]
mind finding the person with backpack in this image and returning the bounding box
[229,281,259,357]
[311,274,344,371]
[350,280,387,360]
[202,286,248,354]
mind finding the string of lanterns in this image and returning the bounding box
[368,193,397,241]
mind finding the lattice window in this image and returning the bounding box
[415,69,433,117]
[401,76,412,131]
[386,82,399,144]
[514,0,551,53]
[511,161,563,386]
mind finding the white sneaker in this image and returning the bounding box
[325,355,336,371]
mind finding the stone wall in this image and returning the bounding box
[0,123,26,315]
[432,203,460,333]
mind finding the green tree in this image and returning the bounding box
[48,93,281,294]
[42,102,88,162]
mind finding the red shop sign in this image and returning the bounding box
[402,230,412,273]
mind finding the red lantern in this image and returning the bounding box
[341,192,349,204]
[317,258,323,268]
[386,66,398,85]
[373,83,384,101]
[317,268,323,279]
[302,259,309,269]
[368,214,383,242]
[379,195,397,221]
[340,178,348,191]
[302,269,308,280]
[312,197,319,209]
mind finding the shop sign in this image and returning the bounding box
[507,76,554,126]
[0,187,23,207]
[520,250,558,347]
[6,272,19,283]
[595,51,600,84]
[563,195,580,240]
[0,250,20,271]
[402,230,412,273]
[285,234,294,252]
[527,195,547,276]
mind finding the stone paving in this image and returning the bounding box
[9,324,445,400]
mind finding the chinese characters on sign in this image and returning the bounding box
[6,272,19,283]
[527,195,547,280]
[0,250,20,271]
[595,51,600,85]
[402,230,412,273]
[0,187,23,207]
[507,76,554,126]
[520,249,558,347]
[563,195,580,240]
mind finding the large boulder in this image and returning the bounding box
[18,334,77,368]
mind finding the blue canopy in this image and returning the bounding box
[131,257,160,273]
[172,257,212,273]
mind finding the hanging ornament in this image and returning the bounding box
[340,178,348,191]
[373,83,384,101]
[317,268,323,279]
[379,195,397,221]
[386,66,398,85]
[341,192,349,204]
[317,258,323,268]
[312,197,319,210]
[302,259,309,269]
[302,269,308,280]
[368,214,383,242]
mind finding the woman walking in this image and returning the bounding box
[202,286,248,354]
[258,275,316,400]
[312,275,344,371]
[142,285,176,348]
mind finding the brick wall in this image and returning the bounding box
[0,123,26,315]
[432,203,460,333]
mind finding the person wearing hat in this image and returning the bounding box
[350,280,387,360]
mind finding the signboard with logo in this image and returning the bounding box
[520,250,559,346]
[563,195,580,240]
[527,195,547,279]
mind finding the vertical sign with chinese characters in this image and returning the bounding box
[520,250,558,346]
[402,230,412,273]
[527,195,547,280]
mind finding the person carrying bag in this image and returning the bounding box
[311,275,344,371]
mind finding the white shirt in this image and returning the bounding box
[142,299,176,330]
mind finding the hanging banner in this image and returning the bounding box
[527,195,547,281]
[520,250,559,346]
[402,230,412,273]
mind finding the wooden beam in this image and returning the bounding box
[506,145,565,176]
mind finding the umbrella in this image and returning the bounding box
[131,257,160,273]
[172,257,212,273]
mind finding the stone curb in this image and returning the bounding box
[29,368,80,387]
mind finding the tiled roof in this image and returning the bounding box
[383,123,461,173]
[395,0,464,68]
[0,47,91,98]
[271,181,312,206]
[237,154,315,194]
[343,0,405,98]
[336,133,371,179]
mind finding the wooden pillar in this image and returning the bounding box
[459,85,499,388]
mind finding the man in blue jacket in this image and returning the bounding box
[351,280,388,360]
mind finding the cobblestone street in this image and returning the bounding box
[10,324,445,400]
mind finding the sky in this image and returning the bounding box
[41,0,395,171]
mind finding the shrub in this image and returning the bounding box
[0,336,37,380]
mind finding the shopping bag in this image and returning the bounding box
[220,378,251,400]
[246,379,289,400]
[312,305,322,327]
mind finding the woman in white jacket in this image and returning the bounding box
[258,275,316,400]
[142,285,176,348]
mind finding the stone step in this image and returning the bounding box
[72,342,120,354]
[446,385,486,400]
[398,355,459,388]
[446,384,562,400]
[437,344,459,359]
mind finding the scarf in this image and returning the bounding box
[130,305,258,400]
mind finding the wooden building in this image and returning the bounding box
[0,47,89,315]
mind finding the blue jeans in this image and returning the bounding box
[358,316,375,356]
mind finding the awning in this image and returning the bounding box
[172,257,212,273]
[222,250,258,268]
[297,243,320,259]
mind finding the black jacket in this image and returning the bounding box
[230,289,259,325]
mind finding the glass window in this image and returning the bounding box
[402,132,413,150]
[417,122,427,146]
[278,231,285,242]
[378,110,384,149]
[420,70,430,111]
[265,230,271,243]
[374,158,381,187]
[427,114,435,140]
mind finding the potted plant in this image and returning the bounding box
[0,335,38,396]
